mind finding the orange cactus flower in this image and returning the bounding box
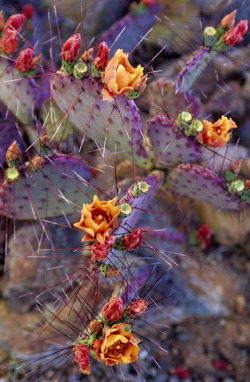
[101,49,147,101]
[74,195,121,243]
[198,116,237,148]
[93,323,140,366]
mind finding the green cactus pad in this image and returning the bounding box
[0,155,96,219]
[0,58,37,124]
[176,47,215,93]
[147,115,202,166]
[167,164,246,210]
[146,79,201,117]
[51,73,155,169]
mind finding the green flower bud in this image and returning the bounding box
[118,203,132,219]
[132,181,150,197]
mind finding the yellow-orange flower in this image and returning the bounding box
[101,49,147,101]
[198,116,237,148]
[74,195,121,243]
[93,323,140,366]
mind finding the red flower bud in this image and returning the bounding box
[0,11,5,31]
[4,14,25,33]
[142,0,158,6]
[212,359,231,371]
[0,29,18,55]
[223,20,248,46]
[196,225,211,241]
[245,180,250,190]
[122,228,143,251]
[61,33,81,62]
[91,235,115,261]
[22,4,34,19]
[93,41,109,70]
[172,367,190,378]
[126,299,148,317]
[15,48,32,72]
[102,297,124,322]
[74,344,91,374]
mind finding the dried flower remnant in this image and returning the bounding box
[122,228,143,251]
[91,235,115,261]
[89,320,103,335]
[198,116,237,148]
[15,48,41,73]
[81,47,94,62]
[61,33,81,62]
[74,196,121,243]
[223,20,248,46]
[101,49,147,101]
[0,29,18,54]
[126,299,148,317]
[6,141,21,163]
[220,10,237,30]
[0,11,4,31]
[102,297,124,322]
[74,344,91,374]
[93,323,140,366]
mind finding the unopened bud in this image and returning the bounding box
[132,181,150,197]
[184,118,203,136]
[118,203,132,219]
[6,141,21,163]
[89,320,103,334]
[127,90,141,99]
[176,111,192,129]
[40,134,51,147]
[220,10,237,30]
[105,266,120,278]
[73,62,87,79]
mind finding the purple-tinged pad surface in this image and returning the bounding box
[176,47,215,93]
[51,73,155,169]
[98,4,160,56]
[0,58,38,124]
[200,144,248,173]
[147,115,202,166]
[147,79,202,118]
[0,155,96,219]
[167,164,245,210]
[0,118,22,166]
[114,170,164,236]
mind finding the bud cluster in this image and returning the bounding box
[176,111,203,137]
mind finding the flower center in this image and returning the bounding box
[92,209,109,224]
[108,340,127,356]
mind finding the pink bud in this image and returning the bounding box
[22,4,34,19]
[122,228,143,251]
[223,20,248,46]
[91,235,115,261]
[93,41,109,69]
[15,48,41,72]
[126,299,148,317]
[61,33,82,62]
[4,14,25,33]
[196,225,211,242]
[0,29,18,55]
[102,297,124,322]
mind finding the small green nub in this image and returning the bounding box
[91,63,101,77]
[124,325,131,333]
[190,119,203,132]
[73,62,88,79]
[228,179,245,193]
[112,237,125,251]
[118,203,132,219]
[132,181,150,197]
[176,111,193,129]
[61,59,75,75]
[90,350,97,358]
[127,90,141,99]
[225,170,238,183]
[204,26,217,37]
[5,167,19,182]
[87,334,96,347]
[203,26,217,47]
[99,263,109,276]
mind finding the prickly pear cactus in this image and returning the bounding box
[51,73,155,168]
[147,115,203,166]
[0,155,95,219]
[167,163,246,210]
